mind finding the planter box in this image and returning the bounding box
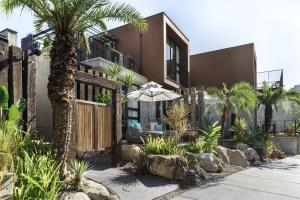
[0,173,15,200]
[273,136,300,155]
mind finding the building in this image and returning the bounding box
[190,43,257,88]
[0,29,18,46]
[23,12,269,139]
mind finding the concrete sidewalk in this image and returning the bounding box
[173,155,300,200]
[85,166,179,200]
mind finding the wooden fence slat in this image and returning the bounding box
[75,100,112,151]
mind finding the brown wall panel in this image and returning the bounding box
[190,43,257,88]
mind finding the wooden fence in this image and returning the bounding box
[0,43,36,132]
[73,70,122,166]
[75,100,112,151]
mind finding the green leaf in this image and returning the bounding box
[8,104,20,121]
[0,85,9,109]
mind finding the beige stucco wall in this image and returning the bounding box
[34,48,53,141]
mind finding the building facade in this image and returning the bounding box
[190,43,257,88]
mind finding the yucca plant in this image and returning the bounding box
[67,160,90,191]
[95,90,112,104]
[162,102,191,138]
[230,117,248,141]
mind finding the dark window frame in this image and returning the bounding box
[166,37,180,83]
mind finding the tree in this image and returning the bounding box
[1,0,147,170]
[257,82,300,133]
[207,82,257,144]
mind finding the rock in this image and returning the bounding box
[185,152,222,173]
[60,192,90,200]
[106,195,120,200]
[242,147,261,164]
[82,179,110,200]
[227,149,249,167]
[122,145,141,161]
[216,146,230,165]
[197,167,209,180]
[198,153,223,173]
[147,155,187,180]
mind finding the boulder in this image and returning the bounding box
[227,149,249,167]
[82,179,110,200]
[216,146,230,165]
[59,192,90,200]
[122,145,142,161]
[185,152,222,173]
[147,155,187,180]
[242,147,261,164]
[184,152,209,179]
[198,153,223,173]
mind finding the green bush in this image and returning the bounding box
[186,122,221,154]
[142,136,182,155]
[186,140,205,154]
[243,128,266,146]
[14,151,62,200]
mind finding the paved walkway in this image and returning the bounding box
[85,165,179,200]
[173,155,300,200]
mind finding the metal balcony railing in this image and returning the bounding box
[257,69,283,89]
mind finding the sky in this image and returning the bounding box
[0,0,299,89]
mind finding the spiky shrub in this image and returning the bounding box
[68,160,90,191]
[95,90,112,104]
[162,102,191,138]
[142,136,182,155]
[231,118,248,141]
[14,151,62,200]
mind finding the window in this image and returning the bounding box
[166,38,180,83]
[126,84,140,126]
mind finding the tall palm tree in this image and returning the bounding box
[1,0,147,169]
[207,82,257,143]
[257,82,300,133]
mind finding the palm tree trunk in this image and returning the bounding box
[220,106,228,144]
[48,33,77,171]
[264,104,273,133]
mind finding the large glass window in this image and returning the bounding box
[166,38,180,83]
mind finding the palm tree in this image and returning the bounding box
[207,82,257,143]
[1,0,147,169]
[257,82,300,133]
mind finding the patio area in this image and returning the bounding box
[85,155,300,200]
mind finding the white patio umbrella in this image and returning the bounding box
[127,81,181,102]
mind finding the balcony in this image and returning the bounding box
[81,57,148,85]
[257,69,283,89]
